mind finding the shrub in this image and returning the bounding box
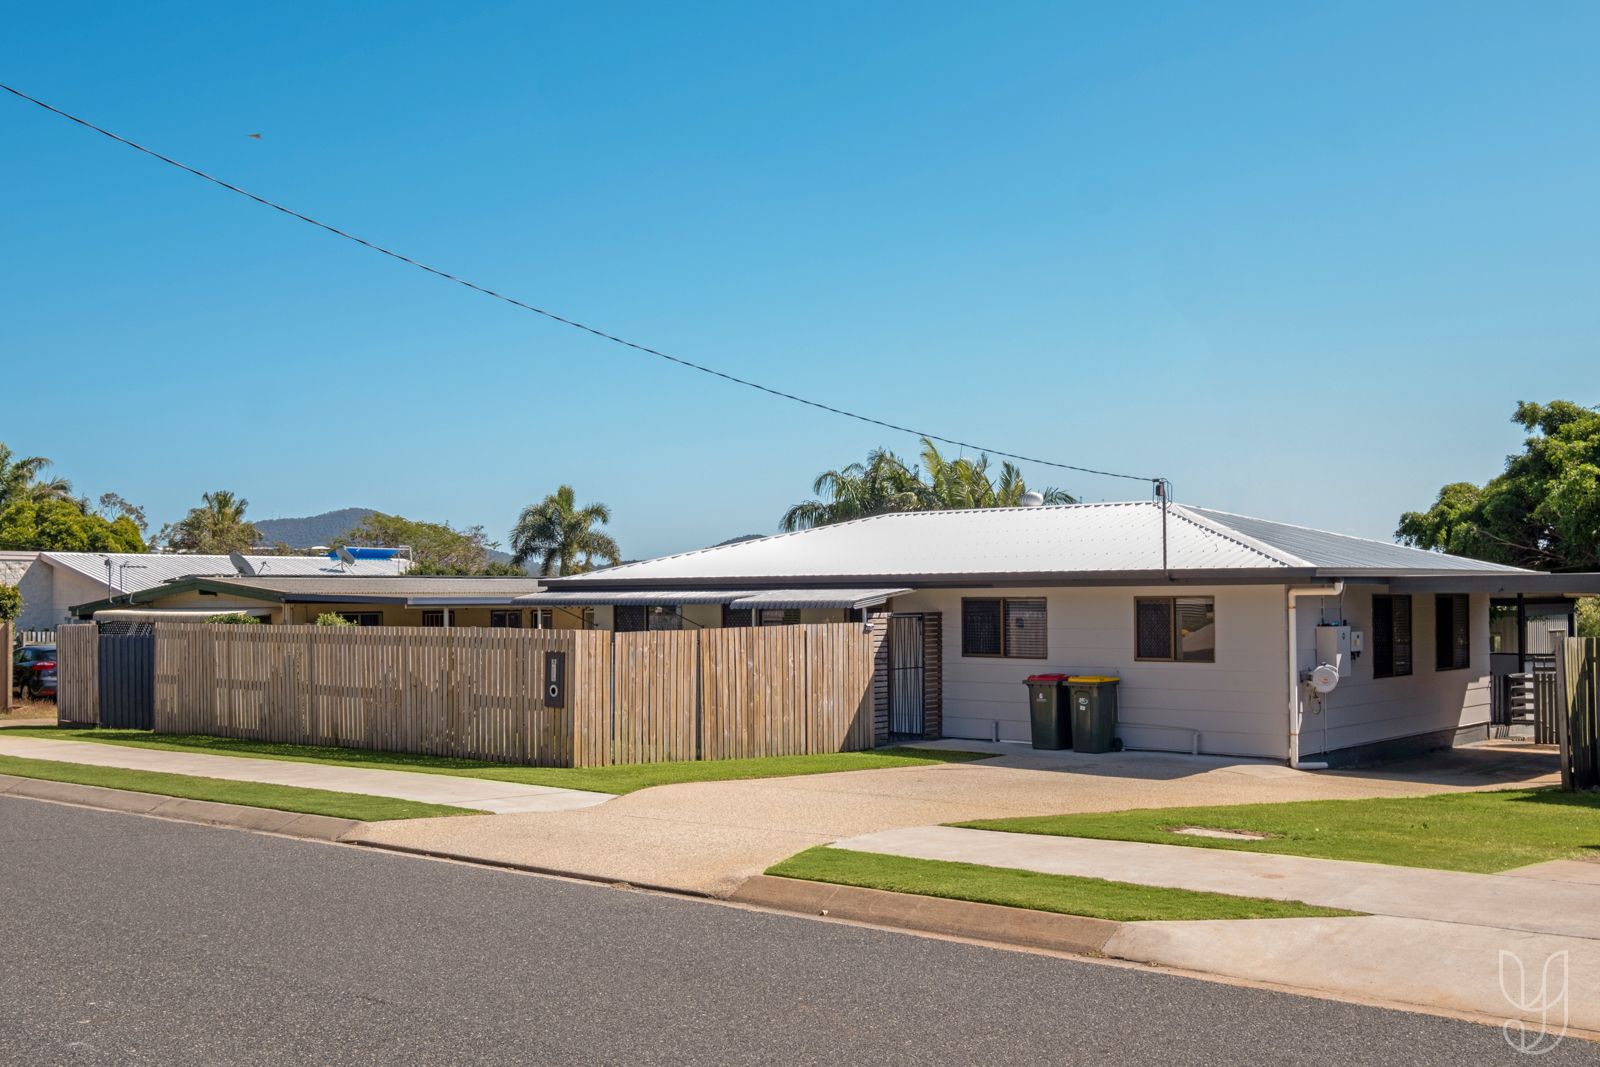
[314,612,357,627]
[0,585,21,623]
[206,613,261,625]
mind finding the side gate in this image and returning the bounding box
[98,623,156,729]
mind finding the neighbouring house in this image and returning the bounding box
[68,575,579,628]
[4,551,409,632]
[524,501,1600,766]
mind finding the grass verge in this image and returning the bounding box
[958,789,1600,874]
[766,847,1361,922]
[3,727,993,794]
[0,754,474,821]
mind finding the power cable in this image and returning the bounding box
[2,83,1164,488]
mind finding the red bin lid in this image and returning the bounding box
[1025,673,1069,682]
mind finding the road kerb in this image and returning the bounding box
[729,874,1119,956]
[0,773,363,842]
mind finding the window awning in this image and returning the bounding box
[513,587,909,610]
[92,607,274,621]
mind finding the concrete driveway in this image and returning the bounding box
[352,740,1560,896]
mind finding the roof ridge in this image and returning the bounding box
[1165,504,1310,567]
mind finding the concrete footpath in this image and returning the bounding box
[829,825,1600,1033]
[0,735,611,814]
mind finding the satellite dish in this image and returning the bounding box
[1309,664,1341,695]
[229,552,257,577]
[335,546,357,568]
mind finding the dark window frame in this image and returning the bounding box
[489,610,523,629]
[1434,594,1470,671]
[337,612,383,627]
[960,597,1047,660]
[1372,594,1413,678]
[420,609,456,628]
[1134,596,1216,663]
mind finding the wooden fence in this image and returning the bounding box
[151,620,879,767]
[1557,636,1599,790]
[56,623,99,724]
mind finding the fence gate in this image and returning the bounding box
[888,614,925,737]
[97,623,155,729]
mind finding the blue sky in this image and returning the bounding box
[3,2,1596,558]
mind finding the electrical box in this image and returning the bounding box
[1350,630,1364,658]
[1315,624,1352,678]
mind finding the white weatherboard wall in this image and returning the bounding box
[1299,587,1492,757]
[892,585,1291,759]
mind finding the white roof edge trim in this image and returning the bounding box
[1166,504,1311,568]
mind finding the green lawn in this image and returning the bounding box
[5,727,992,794]
[959,789,1600,874]
[767,847,1361,922]
[0,754,473,821]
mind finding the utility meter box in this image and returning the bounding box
[1315,625,1352,678]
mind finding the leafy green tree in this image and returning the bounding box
[205,613,261,625]
[1579,598,1599,639]
[781,437,1075,531]
[340,512,520,575]
[95,492,148,533]
[0,498,145,552]
[510,486,620,576]
[1397,401,1600,570]
[0,585,21,622]
[314,612,357,627]
[165,490,260,554]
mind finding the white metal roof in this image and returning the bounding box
[514,587,908,609]
[42,551,410,595]
[548,501,1535,587]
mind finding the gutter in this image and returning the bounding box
[1285,582,1343,770]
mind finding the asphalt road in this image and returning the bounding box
[0,797,1592,1066]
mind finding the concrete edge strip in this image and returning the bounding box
[0,773,364,842]
[345,838,723,898]
[728,874,1119,956]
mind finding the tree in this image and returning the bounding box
[95,492,148,533]
[1579,598,1599,639]
[1397,401,1600,571]
[0,585,21,623]
[340,512,520,575]
[205,613,260,625]
[510,486,620,576]
[0,497,145,552]
[781,437,1076,531]
[0,443,74,510]
[164,490,261,554]
[314,612,356,627]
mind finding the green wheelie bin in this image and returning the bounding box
[1024,673,1071,749]
[1067,676,1121,753]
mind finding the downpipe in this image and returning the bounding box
[1286,582,1344,770]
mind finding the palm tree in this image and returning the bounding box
[510,486,621,576]
[781,438,1076,530]
[0,443,73,510]
[169,490,260,553]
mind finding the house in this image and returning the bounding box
[68,575,580,628]
[2,551,409,631]
[525,500,1600,766]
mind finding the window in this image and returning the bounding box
[421,610,455,628]
[1435,594,1470,670]
[722,605,753,628]
[1372,595,1412,678]
[530,608,554,629]
[489,610,523,629]
[1135,597,1215,662]
[961,597,1046,658]
[337,612,382,627]
[758,608,801,626]
[647,606,683,631]
[614,605,647,632]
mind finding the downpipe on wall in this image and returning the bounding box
[1286,582,1344,770]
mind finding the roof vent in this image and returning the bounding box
[1018,491,1045,507]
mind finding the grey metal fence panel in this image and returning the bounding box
[98,628,155,729]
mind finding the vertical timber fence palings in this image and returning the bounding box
[152,621,879,768]
[55,623,99,724]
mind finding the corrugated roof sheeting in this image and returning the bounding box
[728,588,909,609]
[1183,508,1534,573]
[196,576,546,599]
[516,589,757,606]
[562,502,1292,584]
[44,552,410,594]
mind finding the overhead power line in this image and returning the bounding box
[2,83,1162,487]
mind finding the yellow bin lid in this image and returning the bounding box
[1067,675,1120,684]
